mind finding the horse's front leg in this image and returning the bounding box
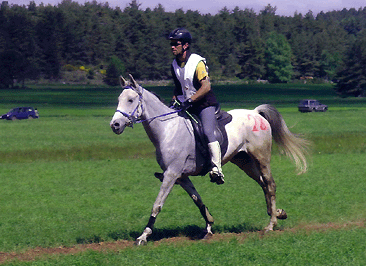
[177,177,214,239]
[135,171,178,246]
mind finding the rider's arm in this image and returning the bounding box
[190,61,211,102]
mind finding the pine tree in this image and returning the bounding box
[335,31,366,97]
[104,55,125,86]
[265,32,293,83]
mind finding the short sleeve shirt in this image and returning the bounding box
[196,61,208,81]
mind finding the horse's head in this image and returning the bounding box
[110,74,143,135]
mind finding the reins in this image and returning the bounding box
[115,86,182,128]
[115,108,181,128]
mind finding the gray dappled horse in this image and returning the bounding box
[110,75,309,246]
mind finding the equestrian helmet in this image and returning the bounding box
[168,28,192,44]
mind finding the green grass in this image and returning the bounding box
[4,227,366,265]
[0,84,365,264]
[1,152,365,251]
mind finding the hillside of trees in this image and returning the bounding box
[1,0,366,95]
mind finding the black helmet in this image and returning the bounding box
[168,28,192,44]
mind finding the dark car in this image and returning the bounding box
[298,99,328,112]
[1,107,39,120]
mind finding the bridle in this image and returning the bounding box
[115,86,181,128]
[114,86,144,128]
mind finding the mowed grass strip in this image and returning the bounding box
[0,116,155,162]
[1,131,364,162]
[0,143,155,162]
[1,108,366,162]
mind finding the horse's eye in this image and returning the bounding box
[128,99,133,103]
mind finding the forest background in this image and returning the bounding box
[1,0,366,96]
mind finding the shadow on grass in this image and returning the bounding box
[133,223,262,241]
[76,223,262,244]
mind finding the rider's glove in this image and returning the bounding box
[180,98,193,111]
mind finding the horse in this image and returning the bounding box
[110,75,310,246]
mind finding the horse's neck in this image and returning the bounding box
[141,91,177,145]
[142,92,171,117]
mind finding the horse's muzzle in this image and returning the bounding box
[110,121,126,135]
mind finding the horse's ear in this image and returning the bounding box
[129,74,138,88]
[129,74,142,95]
[120,76,129,87]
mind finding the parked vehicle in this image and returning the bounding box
[298,100,328,112]
[1,107,39,120]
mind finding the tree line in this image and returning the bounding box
[1,0,366,95]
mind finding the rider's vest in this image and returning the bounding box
[172,54,207,101]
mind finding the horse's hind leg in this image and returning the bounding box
[177,177,214,238]
[231,151,286,231]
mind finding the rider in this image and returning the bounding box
[168,27,224,185]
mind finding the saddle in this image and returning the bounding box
[188,105,232,176]
[154,105,232,182]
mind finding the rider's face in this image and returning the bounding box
[170,41,183,56]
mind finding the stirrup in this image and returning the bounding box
[209,167,225,185]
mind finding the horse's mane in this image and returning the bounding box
[148,89,169,107]
[123,83,169,107]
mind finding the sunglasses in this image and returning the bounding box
[170,42,182,47]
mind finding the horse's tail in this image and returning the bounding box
[255,104,311,175]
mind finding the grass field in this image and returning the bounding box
[0,83,365,265]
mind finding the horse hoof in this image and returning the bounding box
[277,209,287,220]
[209,173,225,185]
[203,231,213,240]
[264,227,273,233]
[134,239,147,246]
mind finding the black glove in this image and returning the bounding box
[180,98,193,111]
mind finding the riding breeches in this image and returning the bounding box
[198,106,216,143]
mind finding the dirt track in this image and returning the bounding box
[0,221,364,264]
